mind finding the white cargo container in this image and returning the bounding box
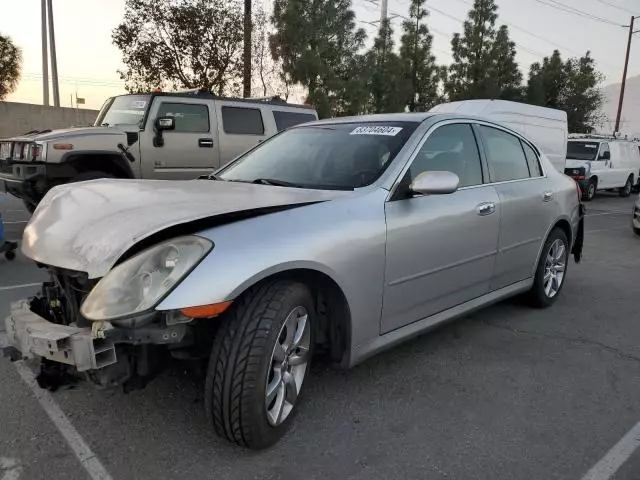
[430,100,568,172]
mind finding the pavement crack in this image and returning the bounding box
[482,321,640,364]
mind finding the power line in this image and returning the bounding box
[530,0,625,26]
[593,0,638,16]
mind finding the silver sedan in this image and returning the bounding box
[6,113,584,449]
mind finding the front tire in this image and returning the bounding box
[205,280,315,449]
[527,228,569,308]
[584,179,597,201]
[619,175,633,197]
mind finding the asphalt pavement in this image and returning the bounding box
[1,191,640,480]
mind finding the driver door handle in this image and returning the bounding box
[476,202,495,216]
[198,138,214,148]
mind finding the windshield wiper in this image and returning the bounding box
[252,178,300,187]
[101,123,110,127]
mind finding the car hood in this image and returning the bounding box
[5,126,125,142]
[565,159,591,170]
[22,179,347,278]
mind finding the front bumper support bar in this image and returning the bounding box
[4,300,117,371]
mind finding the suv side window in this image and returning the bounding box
[479,125,530,182]
[273,111,317,131]
[221,106,265,135]
[408,123,484,188]
[599,142,610,160]
[156,103,209,133]
[521,141,543,177]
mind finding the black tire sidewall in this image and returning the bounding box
[620,176,633,197]
[530,228,569,308]
[247,283,316,448]
[586,180,596,201]
[70,171,115,183]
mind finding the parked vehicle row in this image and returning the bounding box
[4,110,584,450]
[0,90,318,211]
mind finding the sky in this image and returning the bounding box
[1,0,639,110]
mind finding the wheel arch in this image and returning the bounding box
[228,266,353,368]
[62,151,135,179]
[532,217,573,276]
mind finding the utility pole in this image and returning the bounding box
[380,0,388,26]
[47,0,60,107]
[243,0,252,98]
[614,15,638,135]
[41,0,49,106]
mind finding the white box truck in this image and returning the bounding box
[430,100,568,173]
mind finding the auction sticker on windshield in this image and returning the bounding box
[350,126,403,136]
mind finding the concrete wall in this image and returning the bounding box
[0,102,99,138]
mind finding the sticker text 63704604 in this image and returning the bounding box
[350,126,403,136]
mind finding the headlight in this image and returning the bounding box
[81,236,212,321]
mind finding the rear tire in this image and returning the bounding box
[527,228,569,308]
[619,175,633,197]
[205,280,315,449]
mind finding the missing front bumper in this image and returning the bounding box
[4,300,117,371]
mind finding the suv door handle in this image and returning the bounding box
[543,191,554,202]
[476,202,495,216]
[198,138,214,148]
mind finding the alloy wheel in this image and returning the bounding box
[544,239,567,298]
[265,306,311,426]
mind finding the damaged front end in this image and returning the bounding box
[4,266,209,392]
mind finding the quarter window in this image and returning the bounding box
[522,141,543,177]
[221,106,265,135]
[408,123,484,188]
[479,126,530,182]
[599,142,610,160]
[273,111,317,131]
[156,103,209,133]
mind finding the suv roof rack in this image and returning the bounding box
[568,133,634,141]
[124,89,314,109]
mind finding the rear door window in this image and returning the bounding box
[221,106,265,135]
[479,126,530,182]
[273,111,317,131]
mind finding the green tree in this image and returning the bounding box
[270,0,366,117]
[399,0,441,111]
[112,0,244,95]
[364,20,410,113]
[445,0,498,100]
[527,50,603,132]
[489,25,522,100]
[526,50,566,107]
[0,33,21,100]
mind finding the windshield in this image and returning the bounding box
[567,141,599,161]
[218,122,418,190]
[94,95,150,129]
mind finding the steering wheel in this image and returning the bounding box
[352,168,379,187]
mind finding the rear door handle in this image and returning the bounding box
[476,202,495,216]
[198,138,214,148]
[543,191,554,202]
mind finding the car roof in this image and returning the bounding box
[304,112,512,127]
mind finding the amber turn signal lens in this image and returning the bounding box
[181,301,232,318]
[53,143,74,150]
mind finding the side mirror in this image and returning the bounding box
[600,150,610,160]
[153,117,175,147]
[155,117,175,131]
[409,171,460,196]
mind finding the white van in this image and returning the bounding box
[430,100,568,172]
[565,135,640,201]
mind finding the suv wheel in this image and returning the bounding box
[70,171,115,183]
[527,228,569,308]
[205,280,315,449]
[619,175,633,197]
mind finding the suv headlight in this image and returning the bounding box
[81,236,212,321]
